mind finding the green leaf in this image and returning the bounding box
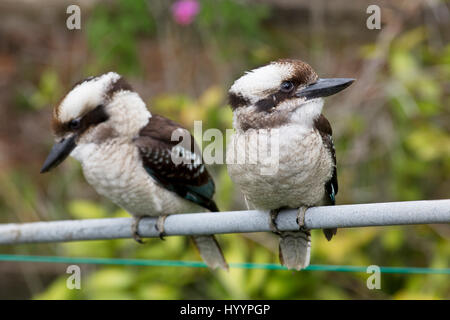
[68,200,107,219]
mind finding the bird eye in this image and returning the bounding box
[69,118,81,130]
[280,81,294,93]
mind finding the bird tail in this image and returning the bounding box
[279,230,311,271]
[323,228,337,241]
[190,199,228,270]
[191,235,229,270]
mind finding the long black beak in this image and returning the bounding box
[296,78,355,99]
[40,135,77,173]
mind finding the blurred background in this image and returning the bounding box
[0,0,449,299]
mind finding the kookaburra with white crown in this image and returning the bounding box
[40,72,228,270]
[226,59,354,270]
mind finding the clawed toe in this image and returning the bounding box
[155,215,168,240]
[296,206,309,232]
[269,209,282,235]
[133,232,145,244]
[131,216,148,244]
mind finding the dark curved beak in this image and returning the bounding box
[296,78,355,99]
[40,135,77,173]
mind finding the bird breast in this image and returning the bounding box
[226,125,334,210]
[71,141,200,216]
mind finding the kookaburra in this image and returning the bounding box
[226,59,354,270]
[40,72,228,270]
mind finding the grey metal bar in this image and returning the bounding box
[0,200,448,244]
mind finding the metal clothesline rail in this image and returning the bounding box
[0,200,449,244]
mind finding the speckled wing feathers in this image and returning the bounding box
[134,115,218,212]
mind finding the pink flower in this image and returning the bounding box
[171,0,200,25]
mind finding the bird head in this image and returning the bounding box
[40,72,151,173]
[228,59,354,131]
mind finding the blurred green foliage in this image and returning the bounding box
[15,69,63,111]
[388,30,450,201]
[86,0,156,75]
[197,0,271,62]
[0,0,448,300]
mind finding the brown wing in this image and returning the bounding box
[134,115,218,212]
[314,114,338,241]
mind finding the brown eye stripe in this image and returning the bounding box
[255,90,295,112]
[52,105,109,136]
[228,92,250,110]
[78,104,109,132]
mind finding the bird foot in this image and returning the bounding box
[269,209,282,235]
[155,215,168,240]
[131,215,150,244]
[296,206,309,232]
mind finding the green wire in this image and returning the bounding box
[0,254,448,274]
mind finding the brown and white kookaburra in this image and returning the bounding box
[226,59,354,270]
[41,72,228,270]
